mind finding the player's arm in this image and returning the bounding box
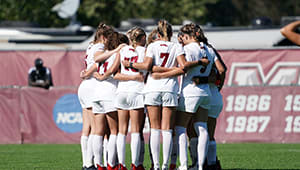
[80,63,97,79]
[151,67,185,79]
[94,52,121,81]
[152,66,174,73]
[177,54,209,70]
[280,20,300,46]
[122,56,153,71]
[213,48,227,91]
[94,44,126,63]
[114,72,144,82]
[215,59,226,91]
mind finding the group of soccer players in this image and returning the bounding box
[77,19,227,170]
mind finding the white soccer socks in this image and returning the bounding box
[194,122,209,170]
[107,134,117,167]
[150,128,161,169]
[117,133,126,167]
[162,129,173,169]
[131,133,141,166]
[85,134,94,167]
[93,135,104,167]
[80,135,88,167]
[175,126,188,169]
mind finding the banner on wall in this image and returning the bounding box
[20,87,82,144]
[0,49,300,143]
[215,86,300,143]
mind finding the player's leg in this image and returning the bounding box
[207,117,217,168]
[161,106,176,170]
[81,108,91,169]
[175,111,193,170]
[85,108,96,169]
[130,108,144,169]
[93,112,107,168]
[138,112,146,169]
[169,130,178,170]
[147,105,162,170]
[103,119,110,168]
[187,119,198,169]
[106,111,119,170]
[194,107,209,170]
[116,109,129,169]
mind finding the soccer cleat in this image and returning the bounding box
[107,164,119,170]
[119,164,128,170]
[85,165,97,170]
[216,157,222,170]
[97,164,107,170]
[187,165,198,170]
[137,164,145,170]
[150,164,154,170]
[169,164,176,170]
[131,164,146,170]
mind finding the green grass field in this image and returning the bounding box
[0,143,300,170]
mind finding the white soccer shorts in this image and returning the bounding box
[144,92,178,107]
[115,92,144,110]
[177,95,210,113]
[92,100,117,114]
[78,80,94,109]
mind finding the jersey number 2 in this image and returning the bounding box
[124,56,138,72]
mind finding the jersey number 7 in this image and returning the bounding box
[160,53,169,67]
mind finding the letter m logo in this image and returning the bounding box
[227,62,300,86]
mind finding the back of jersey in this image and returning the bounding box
[117,45,144,93]
[86,43,104,70]
[144,40,184,93]
[181,42,214,97]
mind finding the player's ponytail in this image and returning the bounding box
[157,19,172,41]
[130,27,146,48]
[147,28,158,46]
[195,24,208,45]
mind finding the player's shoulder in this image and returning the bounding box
[92,43,105,51]
[136,46,146,53]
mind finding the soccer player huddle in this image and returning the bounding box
[78,19,227,170]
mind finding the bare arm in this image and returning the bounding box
[151,67,185,79]
[280,20,300,45]
[114,72,144,82]
[94,52,121,81]
[215,59,226,91]
[94,44,126,63]
[152,66,174,73]
[80,63,98,79]
[122,57,153,71]
[177,54,209,70]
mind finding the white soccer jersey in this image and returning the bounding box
[144,40,184,93]
[181,42,214,97]
[78,43,105,108]
[85,43,105,70]
[93,52,118,101]
[117,45,145,93]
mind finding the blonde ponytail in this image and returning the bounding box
[157,19,172,41]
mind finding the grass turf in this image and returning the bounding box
[0,143,300,169]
